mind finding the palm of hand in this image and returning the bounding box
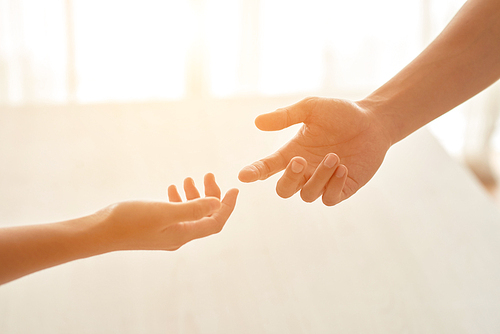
[280,98,390,199]
[100,174,238,251]
[240,97,391,205]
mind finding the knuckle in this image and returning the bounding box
[255,160,271,179]
[261,160,272,175]
[301,96,316,105]
[301,96,318,109]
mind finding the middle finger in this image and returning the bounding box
[184,177,201,200]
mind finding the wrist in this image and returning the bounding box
[85,205,122,253]
[356,95,402,147]
[61,207,120,257]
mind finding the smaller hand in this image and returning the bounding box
[100,173,238,251]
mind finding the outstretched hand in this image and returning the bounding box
[100,173,238,251]
[238,97,392,206]
[0,174,238,284]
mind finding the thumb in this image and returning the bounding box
[255,99,311,131]
[169,197,221,223]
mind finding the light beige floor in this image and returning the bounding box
[2,100,500,333]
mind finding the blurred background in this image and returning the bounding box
[0,0,467,102]
[4,2,500,331]
[1,0,500,201]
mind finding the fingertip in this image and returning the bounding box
[334,164,347,178]
[167,185,182,202]
[323,153,339,168]
[276,184,294,199]
[321,165,348,207]
[204,172,221,198]
[238,166,258,182]
[300,190,317,203]
[275,156,307,199]
[204,172,215,181]
[222,188,239,206]
[290,156,307,173]
[254,114,266,130]
[291,156,307,164]
[184,177,201,200]
[255,109,286,131]
[322,197,338,207]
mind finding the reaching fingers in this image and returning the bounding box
[167,185,183,202]
[168,197,221,223]
[204,173,221,199]
[300,153,340,203]
[322,165,348,206]
[183,177,201,200]
[238,151,287,183]
[276,156,308,198]
[241,97,319,183]
[178,188,239,243]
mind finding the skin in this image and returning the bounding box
[0,173,238,285]
[239,0,500,206]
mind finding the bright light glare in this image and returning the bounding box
[205,0,241,97]
[1,0,468,105]
[73,0,195,102]
[0,0,66,104]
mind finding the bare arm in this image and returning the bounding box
[239,0,500,205]
[362,0,500,144]
[0,174,238,285]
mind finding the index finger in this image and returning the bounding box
[238,151,287,183]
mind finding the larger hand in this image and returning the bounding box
[238,97,392,206]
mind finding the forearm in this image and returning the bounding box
[360,0,500,144]
[0,212,111,285]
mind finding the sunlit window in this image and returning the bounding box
[0,0,466,105]
[73,0,193,102]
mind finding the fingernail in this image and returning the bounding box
[335,165,346,178]
[324,154,338,168]
[291,161,304,173]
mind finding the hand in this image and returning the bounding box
[238,97,392,206]
[99,173,238,251]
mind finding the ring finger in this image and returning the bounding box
[300,153,339,203]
